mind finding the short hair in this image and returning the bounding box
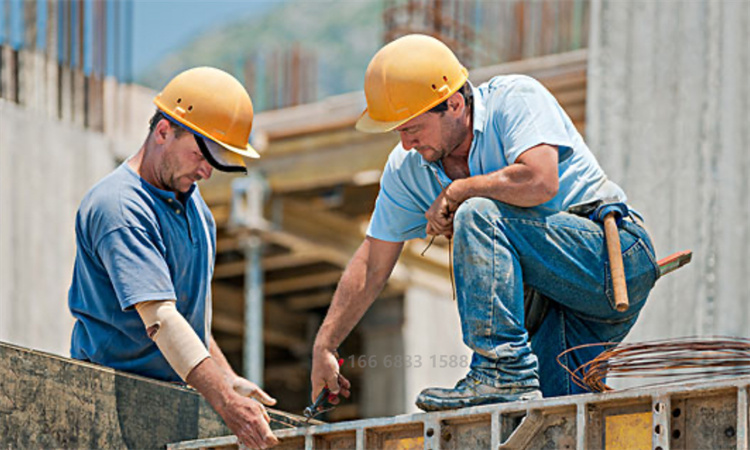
[428,82,473,114]
[148,109,188,137]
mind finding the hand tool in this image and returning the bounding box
[590,202,631,312]
[304,355,344,421]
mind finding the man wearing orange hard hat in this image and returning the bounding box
[311,34,659,411]
[68,67,278,448]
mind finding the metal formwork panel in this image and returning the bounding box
[168,376,750,450]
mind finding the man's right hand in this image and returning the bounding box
[311,347,351,403]
[187,358,279,449]
[218,392,278,449]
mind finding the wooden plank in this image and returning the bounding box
[213,252,324,280]
[285,291,335,311]
[265,270,342,296]
[0,341,230,448]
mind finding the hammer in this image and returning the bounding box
[592,202,630,312]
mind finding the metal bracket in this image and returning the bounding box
[230,170,270,232]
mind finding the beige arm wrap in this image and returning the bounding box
[135,300,210,381]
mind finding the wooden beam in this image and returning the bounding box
[265,270,342,296]
[212,310,244,335]
[213,252,324,280]
[285,291,334,311]
[211,329,308,353]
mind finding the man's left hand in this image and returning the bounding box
[425,181,466,238]
[232,376,278,407]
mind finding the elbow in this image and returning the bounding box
[524,178,558,207]
[542,178,558,203]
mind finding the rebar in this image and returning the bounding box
[558,336,750,392]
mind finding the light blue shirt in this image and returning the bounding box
[366,75,626,242]
[68,163,215,382]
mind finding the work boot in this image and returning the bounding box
[415,376,542,412]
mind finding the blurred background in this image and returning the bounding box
[1,0,748,422]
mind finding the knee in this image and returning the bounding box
[454,197,498,230]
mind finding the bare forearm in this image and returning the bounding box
[209,335,236,378]
[187,357,233,413]
[449,165,557,208]
[314,238,402,351]
[446,145,559,208]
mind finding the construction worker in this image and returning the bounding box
[68,67,278,448]
[311,34,659,411]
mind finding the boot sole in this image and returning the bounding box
[416,390,542,412]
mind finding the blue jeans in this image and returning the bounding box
[452,197,660,397]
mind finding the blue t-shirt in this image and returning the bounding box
[68,162,215,381]
[367,75,626,242]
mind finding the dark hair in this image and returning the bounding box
[428,82,473,114]
[148,109,188,137]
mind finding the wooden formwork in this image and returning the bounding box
[0,341,314,449]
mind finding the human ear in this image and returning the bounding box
[448,92,464,114]
[154,119,171,144]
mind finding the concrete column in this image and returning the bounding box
[587,0,750,340]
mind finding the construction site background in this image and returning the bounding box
[1,0,749,423]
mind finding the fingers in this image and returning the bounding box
[326,374,351,406]
[238,403,278,449]
[252,387,277,406]
[236,421,263,450]
[261,427,280,448]
[325,372,341,395]
[233,379,278,407]
[239,424,278,449]
[426,218,453,237]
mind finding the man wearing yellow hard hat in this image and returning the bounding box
[311,34,658,411]
[68,67,278,448]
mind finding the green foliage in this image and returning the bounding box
[138,0,383,110]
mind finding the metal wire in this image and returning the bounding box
[558,336,750,393]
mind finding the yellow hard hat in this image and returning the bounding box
[356,34,469,134]
[154,67,259,172]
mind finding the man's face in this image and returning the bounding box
[394,97,469,163]
[156,124,213,193]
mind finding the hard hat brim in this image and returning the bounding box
[202,138,257,173]
[355,109,410,134]
[154,101,260,160]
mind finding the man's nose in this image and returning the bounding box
[400,133,417,150]
[198,161,213,180]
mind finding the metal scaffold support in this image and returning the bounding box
[230,170,270,387]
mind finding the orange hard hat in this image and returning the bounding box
[154,67,259,172]
[356,34,469,133]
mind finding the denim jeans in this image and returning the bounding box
[451,197,660,397]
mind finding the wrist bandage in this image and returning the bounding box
[135,300,210,381]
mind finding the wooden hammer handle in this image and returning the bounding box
[604,213,629,312]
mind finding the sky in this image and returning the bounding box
[0,0,281,80]
[132,1,281,79]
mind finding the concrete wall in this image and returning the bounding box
[402,274,470,414]
[0,80,154,355]
[0,101,117,354]
[587,0,750,340]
